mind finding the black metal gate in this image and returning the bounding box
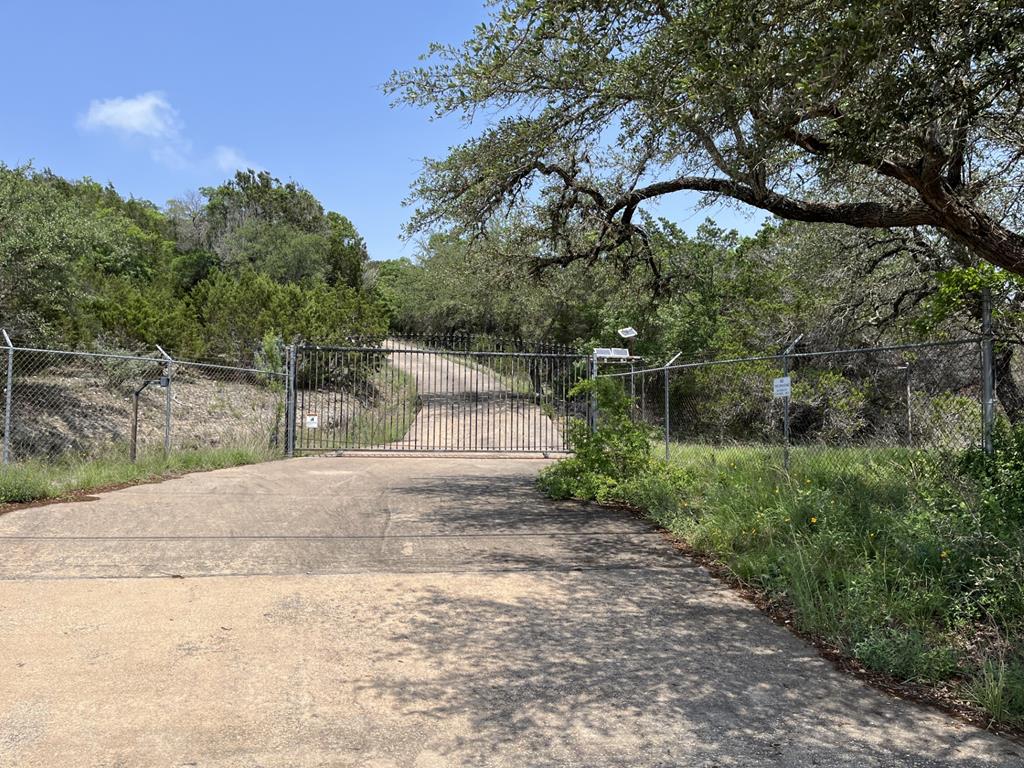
[286,339,589,454]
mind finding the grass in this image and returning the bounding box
[0,442,279,506]
[540,384,1024,732]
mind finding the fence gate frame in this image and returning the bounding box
[285,339,589,455]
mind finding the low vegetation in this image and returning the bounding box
[0,444,278,506]
[539,379,1024,730]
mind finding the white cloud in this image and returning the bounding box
[80,91,181,139]
[79,92,255,174]
[213,145,260,173]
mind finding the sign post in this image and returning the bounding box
[779,335,802,471]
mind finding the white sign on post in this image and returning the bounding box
[772,376,792,399]
[305,413,319,429]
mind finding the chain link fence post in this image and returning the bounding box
[981,287,995,454]
[663,353,682,462]
[782,353,790,470]
[2,329,13,465]
[156,345,173,456]
[781,335,803,471]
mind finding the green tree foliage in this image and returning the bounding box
[389,0,1024,278]
[85,278,206,358]
[220,221,329,284]
[0,164,384,360]
[385,213,1024,434]
[201,169,324,252]
[0,165,87,342]
[365,257,417,325]
[192,170,370,289]
[380,217,814,358]
[383,212,1016,357]
[325,212,369,289]
[198,269,387,357]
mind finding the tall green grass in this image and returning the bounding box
[0,443,279,505]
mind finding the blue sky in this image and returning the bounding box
[0,0,764,261]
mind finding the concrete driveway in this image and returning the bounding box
[0,457,1020,767]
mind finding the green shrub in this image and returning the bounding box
[198,269,388,363]
[611,463,695,524]
[961,419,1024,522]
[537,377,653,499]
[852,628,960,683]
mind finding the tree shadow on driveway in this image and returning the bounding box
[353,469,1023,766]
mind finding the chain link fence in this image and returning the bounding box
[1,332,287,465]
[599,337,1003,475]
[6,328,1016,471]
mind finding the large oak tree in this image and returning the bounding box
[388,0,1024,280]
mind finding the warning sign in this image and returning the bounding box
[772,376,792,398]
[305,413,319,429]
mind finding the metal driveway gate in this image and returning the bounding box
[287,339,589,454]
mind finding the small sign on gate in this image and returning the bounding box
[772,376,792,399]
[305,413,319,429]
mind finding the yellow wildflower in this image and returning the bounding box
[810,517,818,524]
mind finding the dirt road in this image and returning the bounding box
[384,342,567,452]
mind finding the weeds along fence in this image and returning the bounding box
[1,331,287,464]
[597,336,1020,471]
